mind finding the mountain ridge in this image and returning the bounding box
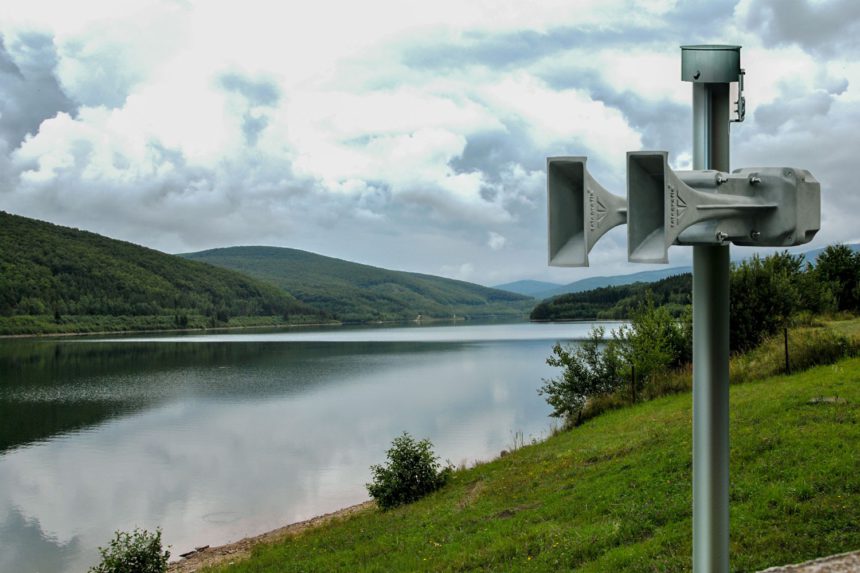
[0,211,326,335]
[180,246,532,322]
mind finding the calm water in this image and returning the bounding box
[0,321,614,573]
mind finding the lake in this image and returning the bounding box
[0,320,616,573]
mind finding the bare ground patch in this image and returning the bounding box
[167,501,375,573]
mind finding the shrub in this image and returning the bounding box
[88,528,170,573]
[366,432,451,510]
[539,327,625,426]
[540,295,691,426]
[613,295,691,383]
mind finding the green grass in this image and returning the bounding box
[207,358,860,572]
[826,316,860,338]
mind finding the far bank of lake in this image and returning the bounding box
[0,320,618,573]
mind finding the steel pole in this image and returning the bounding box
[692,82,731,572]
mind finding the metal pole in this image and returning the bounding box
[692,81,731,573]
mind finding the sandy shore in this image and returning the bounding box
[167,501,375,572]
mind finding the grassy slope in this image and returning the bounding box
[210,358,859,572]
[0,212,325,335]
[181,246,533,322]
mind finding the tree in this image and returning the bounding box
[814,244,860,312]
[366,433,451,510]
[730,252,803,352]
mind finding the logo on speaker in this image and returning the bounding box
[669,185,687,228]
[587,187,608,231]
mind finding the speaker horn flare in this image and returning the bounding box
[547,157,627,267]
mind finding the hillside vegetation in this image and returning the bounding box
[532,246,848,338]
[531,273,693,321]
[0,212,326,335]
[181,246,532,322]
[206,345,860,572]
[524,267,692,300]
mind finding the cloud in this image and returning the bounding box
[1,0,859,286]
[753,90,835,134]
[0,33,77,150]
[739,0,860,56]
[440,262,475,281]
[219,72,281,145]
[487,231,507,250]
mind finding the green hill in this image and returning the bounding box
[0,212,327,335]
[209,351,860,572]
[530,273,693,321]
[180,246,533,322]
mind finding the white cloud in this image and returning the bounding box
[1,0,858,286]
[487,231,507,250]
[440,262,475,281]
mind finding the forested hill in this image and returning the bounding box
[530,273,693,321]
[0,212,326,335]
[181,246,533,322]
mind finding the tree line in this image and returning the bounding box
[540,245,860,426]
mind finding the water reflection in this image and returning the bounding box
[0,507,81,573]
[0,322,596,573]
[0,339,471,452]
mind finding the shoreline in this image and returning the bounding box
[166,501,376,572]
[0,314,529,340]
[0,320,343,340]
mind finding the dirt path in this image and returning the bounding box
[167,501,375,573]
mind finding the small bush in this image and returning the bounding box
[367,432,451,510]
[540,295,691,427]
[89,528,170,573]
[539,327,625,426]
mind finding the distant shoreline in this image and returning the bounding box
[0,314,533,340]
[0,320,342,340]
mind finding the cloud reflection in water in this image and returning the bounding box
[0,324,589,573]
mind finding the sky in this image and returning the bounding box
[1,0,859,287]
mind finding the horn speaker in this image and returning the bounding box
[547,157,627,267]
